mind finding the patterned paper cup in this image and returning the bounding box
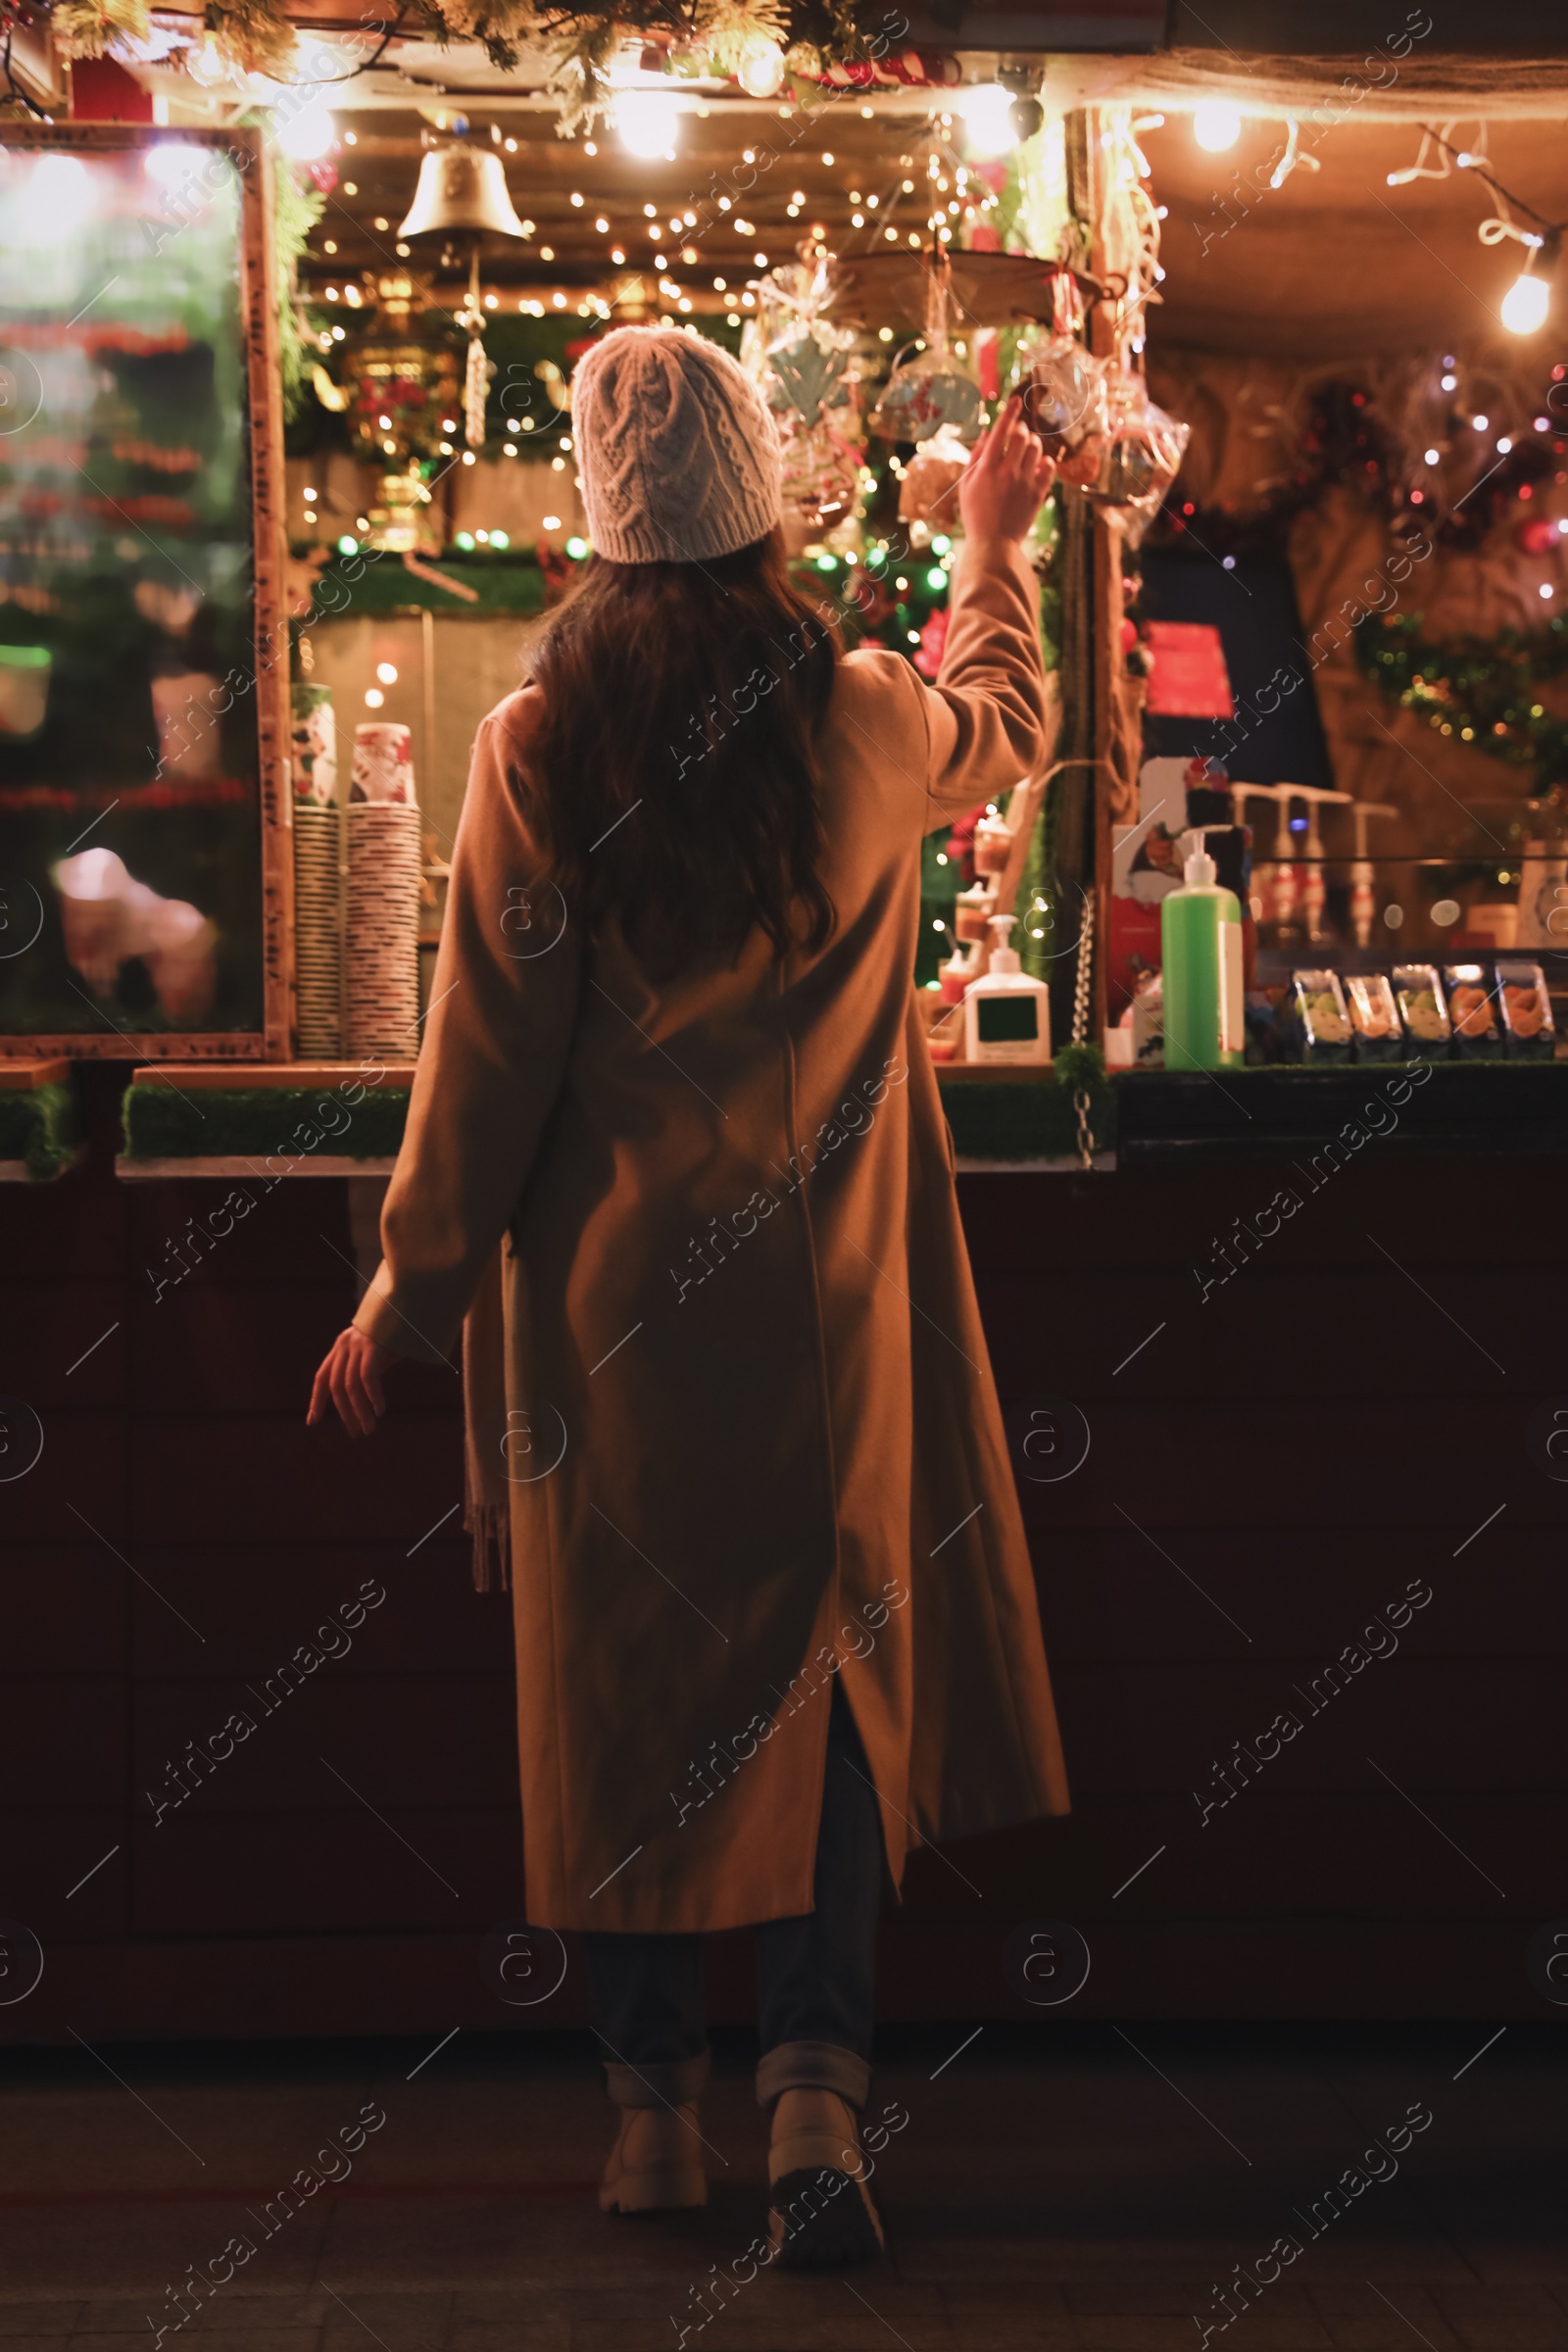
[351,721,416,808]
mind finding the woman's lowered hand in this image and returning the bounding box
[308,1326,391,1437]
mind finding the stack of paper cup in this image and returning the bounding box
[293,805,342,1054]
[291,682,337,805]
[345,721,420,1054]
[291,685,341,1055]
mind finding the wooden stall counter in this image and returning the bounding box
[0,1057,80,1183]
[107,1055,1568,1181]
[116,1061,416,1181]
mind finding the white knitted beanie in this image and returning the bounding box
[570,325,783,564]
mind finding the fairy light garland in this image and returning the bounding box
[1358,609,1568,790]
[1384,120,1566,335]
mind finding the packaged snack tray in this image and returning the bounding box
[1393,964,1450,1051]
[1345,973,1403,1062]
[1443,963,1502,1056]
[1494,958,1556,1058]
[1288,969,1352,1064]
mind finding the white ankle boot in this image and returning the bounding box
[767,2087,884,2267]
[599,2099,707,2213]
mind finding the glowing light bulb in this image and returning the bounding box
[184,33,227,86]
[1192,100,1243,152]
[364,687,384,709]
[274,99,334,163]
[375,662,398,685]
[615,86,681,161]
[1501,270,1550,335]
[737,33,785,96]
[958,81,1015,159]
[1424,448,1441,466]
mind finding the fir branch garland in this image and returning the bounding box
[1356,608,1568,791]
[41,0,876,122]
[47,0,148,58]
[273,160,326,422]
[203,0,298,77]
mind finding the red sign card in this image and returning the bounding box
[1143,620,1235,719]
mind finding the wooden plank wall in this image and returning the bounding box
[3,1064,1564,2039]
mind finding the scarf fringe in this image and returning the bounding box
[466,1497,512,1592]
[462,1241,514,1594]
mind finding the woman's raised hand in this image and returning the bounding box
[957,395,1057,544]
[308,1326,391,1438]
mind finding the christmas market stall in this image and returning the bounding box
[0,14,1563,1170]
[3,6,1568,2041]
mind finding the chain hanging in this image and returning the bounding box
[1069,910,1096,1171]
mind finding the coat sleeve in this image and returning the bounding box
[351,706,582,1365]
[915,533,1048,831]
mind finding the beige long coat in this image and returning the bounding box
[354,532,1070,1934]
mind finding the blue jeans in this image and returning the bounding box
[584,1682,883,2112]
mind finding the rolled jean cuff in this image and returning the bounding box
[603,2049,710,2109]
[756,2038,870,2111]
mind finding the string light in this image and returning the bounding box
[1502,264,1552,334]
[1192,100,1242,152]
[615,85,681,161]
[958,82,1015,159]
[1389,123,1563,333]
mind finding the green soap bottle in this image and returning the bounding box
[1160,826,1245,1071]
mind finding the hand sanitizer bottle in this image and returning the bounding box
[938,940,979,1005]
[962,915,1052,1064]
[1161,826,1244,1071]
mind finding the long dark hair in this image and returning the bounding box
[524,529,839,974]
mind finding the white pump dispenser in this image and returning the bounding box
[1181,830,1219,885]
[961,914,1053,1064]
[987,914,1022,971]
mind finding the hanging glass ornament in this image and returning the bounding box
[750,246,865,537]
[1010,272,1106,482]
[871,251,985,450]
[1085,369,1191,543]
[898,422,972,532]
[781,422,862,533]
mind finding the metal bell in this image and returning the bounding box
[399,144,527,241]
